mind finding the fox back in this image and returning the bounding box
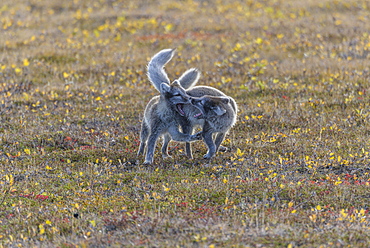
[191,95,237,132]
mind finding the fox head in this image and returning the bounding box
[191,95,230,119]
[160,80,191,116]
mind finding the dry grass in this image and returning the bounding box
[1,0,370,247]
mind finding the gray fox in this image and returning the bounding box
[137,49,202,165]
[190,95,237,159]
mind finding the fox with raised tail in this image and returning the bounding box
[137,49,202,165]
[142,48,238,160]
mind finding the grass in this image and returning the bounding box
[1,0,370,247]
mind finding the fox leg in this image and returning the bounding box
[144,126,162,165]
[137,122,149,156]
[214,132,226,153]
[202,123,216,159]
[181,124,194,159]
[161,133,172,158]
[168,125,201,142]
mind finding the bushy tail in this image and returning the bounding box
[178,68,200,90]
[147,49,175,92]
[229,97,238,115]
[147,48,201,92]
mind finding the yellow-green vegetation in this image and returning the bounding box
[1,0,370,247]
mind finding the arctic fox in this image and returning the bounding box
[142,48,238,160]
[137,50,202,164]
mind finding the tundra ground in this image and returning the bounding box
[1,0,370,247]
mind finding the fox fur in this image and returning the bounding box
[145,48,238,159]
[190,95,237,158]
[137,50,202,164]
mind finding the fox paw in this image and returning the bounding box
[203,153,215,159]
[162,154,172,159]
[218,145,228,152]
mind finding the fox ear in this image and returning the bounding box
[213,106,227,116]
[220,97,230,104]
[171,80,181,87]
[160,83,171,93]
